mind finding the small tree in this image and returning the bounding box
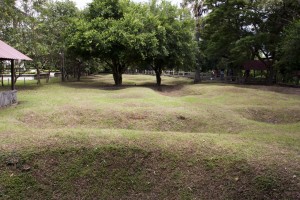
[86,0,140,85]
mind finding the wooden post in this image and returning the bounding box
[11,59,15,90]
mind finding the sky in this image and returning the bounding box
[72,0,182,9]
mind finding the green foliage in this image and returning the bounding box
[2,0,298,85]
[138,0,198,85]
[149,0,197,71]
[199,0,300,81]
[0,0,17,42]
[0,0,79,82]
[277,20,300,73]
[87,0,123,19]
[66,0,197,85]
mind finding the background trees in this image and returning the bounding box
[277,20,300,84]
[0,0,79,84]
[1,0,299,86]
[67,0,197,86]
[197,0,300,83]
[182,0,206,83]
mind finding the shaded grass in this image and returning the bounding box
[0,143,298,200]
[0,74,300,199]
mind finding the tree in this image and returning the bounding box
[0,0,18,42]
[0,0,47,84]
[1,0,78,84]
[277,20,300,84]
[200,0,300,83]
[68,0,197,86]
[69,0,155,85]
[145,0,197,86]
[43,0,79,81]
[85,0,142,85]
[182,0,206,83]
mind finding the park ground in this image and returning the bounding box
[0,74,300,199]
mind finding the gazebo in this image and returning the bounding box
[0,39,32,90]
[0,39,32,107]
[242,60,273,83]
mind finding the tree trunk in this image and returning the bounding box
[46,69,50,83]
[113,72,122,85]
[193,5,202,84]
[61,64,65,82]
[14,67,18,84]
[266,57,275,85]
[112,61,126,86]
[267,67,274,85]
[154,66,162,86]
[74,67,76,78]
[194,66,201,83]
[61,53,65,82]
[36,67,41,85]
[155,73,161,86]
[77,62,82,81]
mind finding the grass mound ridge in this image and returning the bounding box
[0,75,299,199]
[1,145,299,200]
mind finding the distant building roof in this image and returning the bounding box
[243,60,272,70]
[0,39,32,61]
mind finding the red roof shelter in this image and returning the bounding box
[243,60,272,70]
[0,39,32,90]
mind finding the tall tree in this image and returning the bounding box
[37,0,78,82]
[146,0,197,86]
[85,0,138,85]
[277,20,300,84]
[200,0,300,83]
[182,0,206,83]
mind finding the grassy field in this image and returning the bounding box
[0,74,299,199]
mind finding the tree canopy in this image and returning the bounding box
[1,0,299,85]
[198,0,300,83]
[67,0,197,85]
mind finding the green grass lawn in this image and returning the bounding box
[0,74,299,199]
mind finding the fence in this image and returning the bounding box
[135,70,235,82]
[129,70,273,84]
[162,71,269,84]
[0,90,17,107]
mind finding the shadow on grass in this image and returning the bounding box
[58,75,187,93]
[10,74,298,96]
[59,75,300,96]
[1,145,296,199]
[0,84,43,92]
